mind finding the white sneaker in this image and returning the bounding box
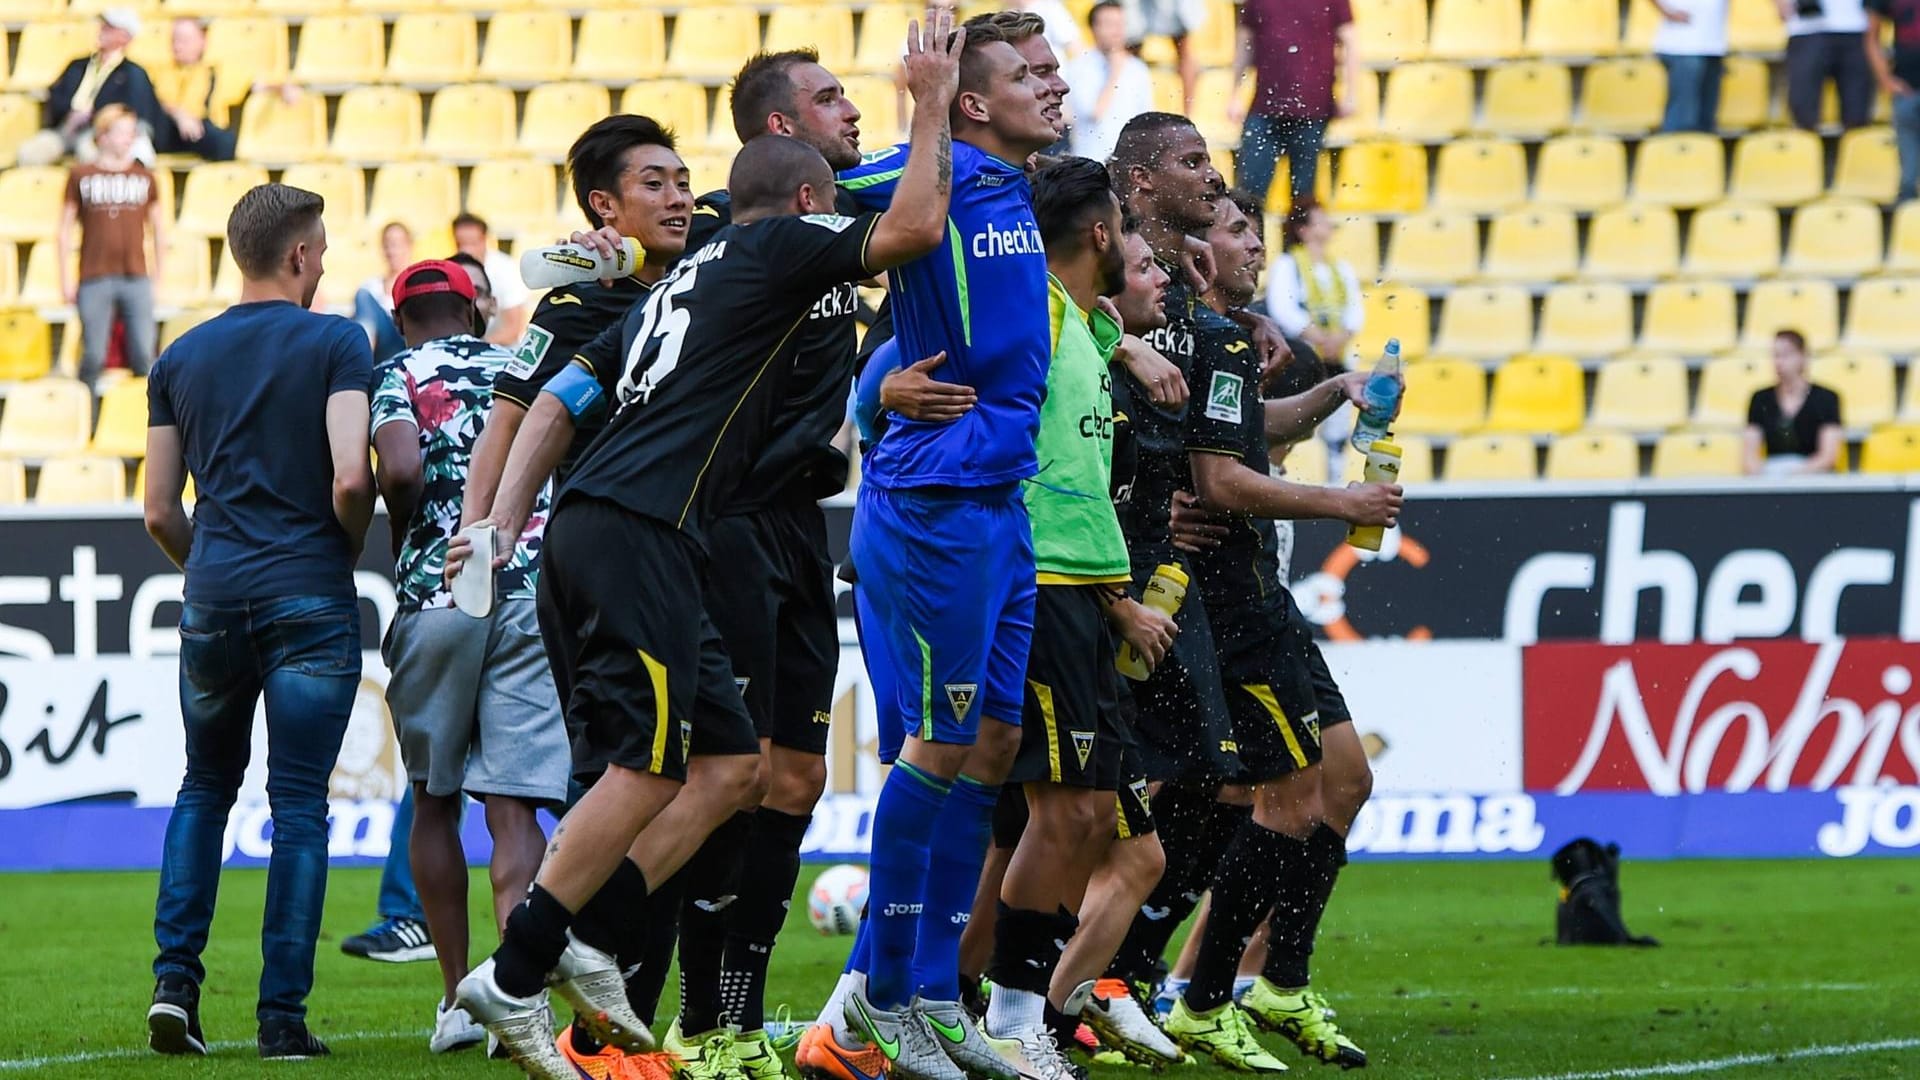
[453,958,579,1080]
[431,999,485,1053]
[549,932,656,1053]
[1083,979,1182,1065]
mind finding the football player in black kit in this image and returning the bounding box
[445,16,965,1080]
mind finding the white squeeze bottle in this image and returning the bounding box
[519,236,642,289]
[1349,338,1404,453]
[1116,563,1189,681]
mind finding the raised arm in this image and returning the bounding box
[864,12,963,271]
[1264,370,1368,443]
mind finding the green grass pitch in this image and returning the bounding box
[1,859,1915,1078]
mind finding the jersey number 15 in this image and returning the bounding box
[618,265,700,406]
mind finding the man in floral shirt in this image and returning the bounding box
[369,259,571,1056]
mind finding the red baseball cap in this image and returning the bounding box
[392,259,476,309]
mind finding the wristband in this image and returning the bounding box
[541,363,604,421]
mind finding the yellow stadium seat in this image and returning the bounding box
[159,309,218,352]
[156,233,212,308]
[236,91,328,164]
[0,378,91,457]
[1325,70,1382,145]
[1428,0,1522,60]
[1329,141,1427,214]
[1810,351,1896,429]
[1729,130,1824,206]
[212,245,243,304]
[7,22,95,93]
[1278,436,1329,485]
[290,15,386,87]
[1396,357,1485,435]
[622,80,706,146]
[1727,0,1787,52]
[467,160,561,238]
[1481,208,1577,284]
[0,168,69,242]
[329,86,423,163]
[1187,0,1239,68]
[18,242,73,308]
[385,13,479,86]
[1716,56,1772,130]
[1680,201,1779,280]
[667,7,760,78]
[840,76,903,144]
[1590,353,1689,431]
[1844,277,1920,351]
[0,94,40,169]
[853,5,916,75]
[1479,61,1572,138]
[1380,62,1474,142]
[1860,426,1920,473]
[423,84,516,162]
[204,16,291,86]
[1641,281,1738,355]
[521,83,613,159]
[257,0,342,16]
[1483,353,1584,433]
[765,8,854,71]
[1694,352,1774,426]
[1434,286,1532,360]
[1328,212,1381,284]
[1887,202,1920,273]
[1351,0,1429,63]
[1356,285,1430,359]
[34,453,126,504]
[1536,282,1633,356]
[1582,200,1674,278]
[1633,133,1725,207]
[1445,433,1538,481]
[1783,198,1882,279]
[88,377,149,458]
[366,163,461,241]
[1191,69,1253,150]
[1651,431,1743,478]
[134,457,198,504]
[1580,57,1664,135]
[679,152,735,198]
[479,12,573,84]
[175,163,269,238]
[0,309,52,382]
[1545,432,1638,480]
[575,10,667,82]
[0,457,22,505]
[1834,125,1899,203]
[278,163,366,233]
[1525,0,1617,57]
[1533,134,1629,210]
[1431,138,1527,214]
[1383,212,1478,286]
[1742,279,1838,351]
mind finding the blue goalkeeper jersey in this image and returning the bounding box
[838,140,1050,489]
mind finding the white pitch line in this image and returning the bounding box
[1492,1036,1920,1080]
[0,1028,420,1071]
[1351,981,1886,1001]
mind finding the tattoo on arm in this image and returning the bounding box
[544,822,567,861]
[935,130,952,196]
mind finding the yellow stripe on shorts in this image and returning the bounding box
[1029,679,1063,782]
[639,649,670,773]
[1243,683,1311,770]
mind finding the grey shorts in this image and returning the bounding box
[382,600,571,807]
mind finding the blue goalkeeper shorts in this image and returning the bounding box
[852,481,1035,754]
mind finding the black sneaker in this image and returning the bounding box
[259,1018,331,1059]
[338,916,435,963]
[148,974,208,1055]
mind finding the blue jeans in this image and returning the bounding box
[1895,93,1920,202]
[1237,114,1327,210]
[352,288,405,365]
[376,788,425,921]
[153,594,362,1022]
[1659,54,1723,133]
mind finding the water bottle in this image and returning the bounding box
[1116,563,1189,681]
[1349,339,1403,453]
[518,236,642,290]
[1345,438,1403,552]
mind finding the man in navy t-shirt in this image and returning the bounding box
[142,182,375,1062]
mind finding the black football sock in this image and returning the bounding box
[1185,821,1305,1013]
[678,811,752,1035]
[495,885,576,998]
[569,857,650,959]
[1109,793,1248,985]
[1261,824,1347,990]
[721,806,813,1031]
[986,903,1058,995]
[624,870,685,1027]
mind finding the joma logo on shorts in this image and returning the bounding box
[882,903,923,916]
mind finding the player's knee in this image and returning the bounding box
[767,751,828,813]
[1129,834,1167,885]
[1252,770,1324,838]
[731,754,772,810]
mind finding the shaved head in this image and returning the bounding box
[730,134,836,217]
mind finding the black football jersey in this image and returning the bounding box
[560,212,881,550]
[494,274,654,480]
[1114,260,1200,562]
[1183,305,1281,607]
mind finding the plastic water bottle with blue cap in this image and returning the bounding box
[1350,338,1403,453]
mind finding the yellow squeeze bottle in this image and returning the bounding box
[1116,563,1189,681]
[1345,438,1403,553]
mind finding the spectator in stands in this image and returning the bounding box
[1123,0,1205,112]
[1015,0,1087,61]
[151,18,237,161]
[18,9,161,168]
[354,222,413,364]
[58,105,165,393]
[1065,2,1155,162]
[1744,329,1843,474]
[1651,0,1731,132]
[1781,0,1875,129]
[1266,202,1362,371]
[447,252,500,331]
[143,182,374,1061]
[1230,0,1355,214]
[450,214,529,347]
[1866,0,1920,199]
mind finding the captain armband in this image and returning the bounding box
[541,362,604,421]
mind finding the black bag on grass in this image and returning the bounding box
[1551,837,1659,947]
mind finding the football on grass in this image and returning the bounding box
[808,864,869,935]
